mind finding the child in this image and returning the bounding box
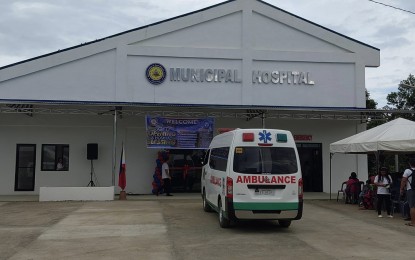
[359,180,375,210]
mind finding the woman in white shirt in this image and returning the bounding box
[374,167,393,218]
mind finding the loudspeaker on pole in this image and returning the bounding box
[87,143,98,160]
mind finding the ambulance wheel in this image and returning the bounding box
[278,220,291,228]
[202,190,213,212]
[218,200,230,228]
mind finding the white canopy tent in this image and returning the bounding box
[328,117,415,199]
[330,118,415,154]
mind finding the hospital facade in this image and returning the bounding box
[0,0,380,196]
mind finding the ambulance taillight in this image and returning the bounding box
[226,177,233,198]
[298,178,303,200]
[242,133,254,142]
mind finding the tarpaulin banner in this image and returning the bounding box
[146,116,214,149]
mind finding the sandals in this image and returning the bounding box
[405,223,415,227]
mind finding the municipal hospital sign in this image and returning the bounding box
[145,63,315,85]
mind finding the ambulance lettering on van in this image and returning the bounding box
[201,129,303,228]
[210,176,222,187]
[235,175,296,184]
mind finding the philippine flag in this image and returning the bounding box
[118,144,126,190]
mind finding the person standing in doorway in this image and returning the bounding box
[400,158,415,226]
[56,158,64,170]
[374,167,393,218]
[302,161,312,192]
[162,156,173,196]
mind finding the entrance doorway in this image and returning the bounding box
[15,144,36,191]
[296,143,323,192]
[169,149,205,193]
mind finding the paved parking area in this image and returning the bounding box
[1,196,414,260]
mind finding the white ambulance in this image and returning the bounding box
[201,129,303,228]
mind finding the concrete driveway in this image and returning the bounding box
[1,196,414,260]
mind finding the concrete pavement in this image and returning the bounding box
[2,201,173,260]
[1,196,415,259]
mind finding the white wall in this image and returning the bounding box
[0,50,116,102]
[0,113,114,195]
[0,112,365,195]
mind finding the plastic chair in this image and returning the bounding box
[358,181,364,193]
[337,181,347,202]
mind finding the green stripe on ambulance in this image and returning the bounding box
[233,202,299,211]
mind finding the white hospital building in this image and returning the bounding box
[0,0,380,196]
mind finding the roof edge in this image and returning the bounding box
[0,0,379,71]
[258,0,379,51]
[0,0,235,71]
[0,98,398,112]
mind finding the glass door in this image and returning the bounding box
[15,144,36,191]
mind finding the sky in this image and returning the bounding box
[0,0,414,108]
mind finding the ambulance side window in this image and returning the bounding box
[209,147,229,171]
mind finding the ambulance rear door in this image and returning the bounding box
[231,130,302,212]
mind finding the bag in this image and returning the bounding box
[408,169,415,190]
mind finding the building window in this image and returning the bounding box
[41,144,69,171]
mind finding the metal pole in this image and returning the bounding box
[395,154,399,173]
[330,153,333,200]
[112,108,117,186]
[375,151,379,175]
[262,112,265,128]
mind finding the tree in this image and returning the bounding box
[375,74,415,175]
[365,90,383,129]
[386,74,415,120]
[366,90,377,109]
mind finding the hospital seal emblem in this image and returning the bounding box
[146,63,166,85]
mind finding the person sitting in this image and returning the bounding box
[345,172,360,204]
[359,179,375,209]
[369,173,376,185]
[359,173,375,205]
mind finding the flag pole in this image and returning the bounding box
[112,108,117,187]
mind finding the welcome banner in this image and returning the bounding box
[146,116,214,149]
